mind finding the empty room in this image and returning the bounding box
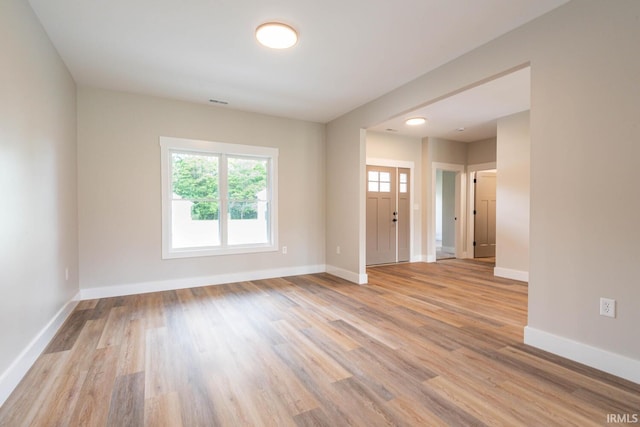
[1,0,639,425]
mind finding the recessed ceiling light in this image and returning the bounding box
[386,128,398,132]
[405,117,427,126]
[256,22,298,49]
[457,127,465,132]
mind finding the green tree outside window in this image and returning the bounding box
[171,153,219,220]
[171,153,267,221]
[228,157,267,220]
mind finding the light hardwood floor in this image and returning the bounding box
[1,260,638,426]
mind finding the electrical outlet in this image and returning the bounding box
[599,298,616,318]
[282,246,287,254]
[336,246,341,255]
[65,267,69,281]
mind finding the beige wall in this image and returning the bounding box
[325,121,365,281]
[426,137,467,165]
[366,131,422,260]
[78,88,326,291]
[366,131,421,163]
[496,112,530,277]
[527,2,640,361]
[0,0,78,381]
[467,137,497,165]
[326,0,640,373]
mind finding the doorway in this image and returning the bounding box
[436,170,457,260]
[430,162,465,262]
[366,165,410,265]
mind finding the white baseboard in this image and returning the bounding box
[441,246,455,254]
[426,254,437,263]
[0,293,80,407]
[326,265,368,285]
[524,326,640,385]
[494,266,529,282]
[80,264,326,300]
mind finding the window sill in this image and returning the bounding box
[162,243,278,259]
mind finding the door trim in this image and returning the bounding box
[466,162,496,259]
[366,158,416,262]
[429,162,466,262]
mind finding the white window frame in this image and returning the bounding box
[160,136,278,259]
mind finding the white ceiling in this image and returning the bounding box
[369,66,531,142]
[29,0,566,124]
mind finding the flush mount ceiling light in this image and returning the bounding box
[405,117,427,126]
[256,22,298,49]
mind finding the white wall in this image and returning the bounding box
[366,131,422,260]
[495,112,530,280]
[0,0,78,401]
[77,88,326,294]
[327,0,640,381]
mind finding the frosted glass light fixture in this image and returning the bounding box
[256,22,298,49]
[405,117,427,126]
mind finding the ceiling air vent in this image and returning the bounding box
[209,99,229,105]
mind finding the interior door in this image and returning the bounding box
[366,166,397,265]
[474,170,496,258]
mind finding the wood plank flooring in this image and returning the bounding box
[1,259,639,426]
